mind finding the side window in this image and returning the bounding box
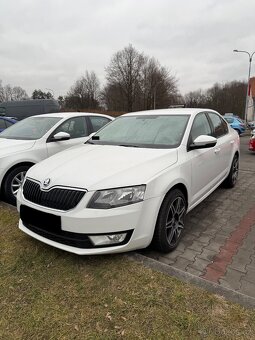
[5,120,13,128]
[208,113,228,138]
[54,117,88,139]
[89,116,111,132]
[190,113,212,142]
[0,119,6,129]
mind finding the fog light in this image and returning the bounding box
[89,233,127,246]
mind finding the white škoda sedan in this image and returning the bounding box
[17,109,239,254]
[0,112,113,205]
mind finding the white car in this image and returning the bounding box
[17,109,240,255]
[0,112,113,204]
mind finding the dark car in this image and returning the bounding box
[0,116,17,132]
[0,99,60,120]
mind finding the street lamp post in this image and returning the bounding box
[233,49,255,122]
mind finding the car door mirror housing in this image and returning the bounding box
[53,132,71,141]
[189,135,217,150]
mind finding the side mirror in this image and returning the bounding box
[189,135,217,150]
[53,131,71,141]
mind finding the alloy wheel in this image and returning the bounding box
[165,196,186,247]
[11,171,26,196]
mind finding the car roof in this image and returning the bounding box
[123,108,219,117]
[32,112,113,119]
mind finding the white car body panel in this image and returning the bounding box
[17,108,240,255]
[0,112,113,193]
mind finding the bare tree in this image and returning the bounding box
[184,81,247,117]
[139,58,179,110]
[105,44,145,112]
[0,80,28,102]
[103,45,179,112]
[65,71,100,110]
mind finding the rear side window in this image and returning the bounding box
[89,116,111,132]
[208,113,228,138]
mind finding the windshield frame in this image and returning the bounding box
[87,114,191,149]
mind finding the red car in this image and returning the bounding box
[249,130,255,151]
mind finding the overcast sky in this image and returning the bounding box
[1,0,255,98]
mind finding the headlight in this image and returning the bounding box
[87,185,146,209]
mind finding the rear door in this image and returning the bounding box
[207,112,233,179]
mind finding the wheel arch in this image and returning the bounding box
[165,183,188,207]
[0,162,35,194]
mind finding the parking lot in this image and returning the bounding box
[142,134,255,298]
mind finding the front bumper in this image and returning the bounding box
[17,189,162,255]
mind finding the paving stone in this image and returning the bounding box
[198,248,218,262]
[196,234,211,245]
[219,278,235,290]
[240,279,255,297]
[163,249,183,261]
[173,257,193,271]
[212,234,228,244]
[179,248,201,261]
[244,266,255,284]
[229,252,252,273]
[241,235,255,249]
[186,265,204,277]
[221,268,244,290]
[188,240,207,253]
[206,240,222,253]
[189,257,212,272]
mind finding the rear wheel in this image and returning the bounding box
[152,189,187,253]
[3,165,31,205]
[223,154,239,188]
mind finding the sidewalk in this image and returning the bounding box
[142,136,255,299]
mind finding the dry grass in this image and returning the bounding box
[1,204,255,339]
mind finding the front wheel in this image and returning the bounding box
[223,154,239,188]
[3,165,31,205]
[151,189,187,253]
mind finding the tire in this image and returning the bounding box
[223,154,239,188]
[152,189,187,253]
[3,165,31,205]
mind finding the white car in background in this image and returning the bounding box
[17,109,240,255]
[0,112,113,204]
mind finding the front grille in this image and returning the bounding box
[23,179,85,210]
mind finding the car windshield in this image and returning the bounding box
[88,114,190,148]
[0,116,62,140]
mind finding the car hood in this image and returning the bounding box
[0,138,36,158]
[27,144,178,191]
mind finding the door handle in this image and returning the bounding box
[214,148,221,154]
[230,140,234,144]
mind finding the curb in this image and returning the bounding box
[128,252,255,310]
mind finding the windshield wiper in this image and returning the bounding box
[118,144,140,148]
